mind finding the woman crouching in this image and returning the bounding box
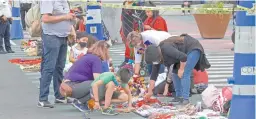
[61,41,110,112]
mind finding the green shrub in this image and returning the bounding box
[196,1,231,14]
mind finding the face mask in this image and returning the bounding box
[79,42,87,48]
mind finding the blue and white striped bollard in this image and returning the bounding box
[86,0,103,40]
[10,0,23,40]
[228,1,255,119]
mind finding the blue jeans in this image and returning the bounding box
[0,21,11,50]
[172,50,200,100]
[39,33,68,101]
[147,64,165,75]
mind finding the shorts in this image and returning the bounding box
[90,84,121,101]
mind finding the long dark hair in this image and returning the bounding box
[144,1,159,18]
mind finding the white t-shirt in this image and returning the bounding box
[134,30,172,63]
[72,45,88,60]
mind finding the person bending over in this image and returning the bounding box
[144,34,210,105]
[126,30,171,78]
[91,68,133,115]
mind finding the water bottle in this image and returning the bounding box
[196,101,202,112]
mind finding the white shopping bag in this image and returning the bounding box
[147,73,167,88]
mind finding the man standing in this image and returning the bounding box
[20,0,32,30]
[0,0,14,54]
[38,0,76,108]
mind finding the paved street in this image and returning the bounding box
[0,12,234,119]
[1,39,232,119]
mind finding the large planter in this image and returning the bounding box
[193,14,231,39]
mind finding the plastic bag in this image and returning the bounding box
[28,20,42,37]
[222,87,232,101]
[201,85,219,107]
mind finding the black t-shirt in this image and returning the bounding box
[150,35,205,81]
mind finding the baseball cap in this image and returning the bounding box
[116,68,132,85]
[145,45,162,64]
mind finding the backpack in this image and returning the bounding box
[25,4,42,37]
[193,69,208,84]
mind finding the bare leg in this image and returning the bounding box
[111,92,128,103]
[103,81,115,109]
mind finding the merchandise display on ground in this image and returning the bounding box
[8,40,42,72]
[109,96,229,119]
[9,40,232,119]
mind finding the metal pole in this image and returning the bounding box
[11,0,24,40]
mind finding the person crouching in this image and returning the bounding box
[91,68,134,115]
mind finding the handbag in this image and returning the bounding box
[59,81,73,97]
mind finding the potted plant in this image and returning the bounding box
[193,1,232,39]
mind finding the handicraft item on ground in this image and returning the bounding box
[9,58,41,72]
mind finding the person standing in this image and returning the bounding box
[0,0,14,54]
[181,1,192,15]
[38,0,76,108]
[119,0,147,67]
[20,0,32,30]
[143,1,168,32]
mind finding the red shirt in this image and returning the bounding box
[144,16,168,32]
[78,20,85,32]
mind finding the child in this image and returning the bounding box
[69,32,89,63]
[64,35,76,73]
[64,32,97,73]
[91,68,134,116]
